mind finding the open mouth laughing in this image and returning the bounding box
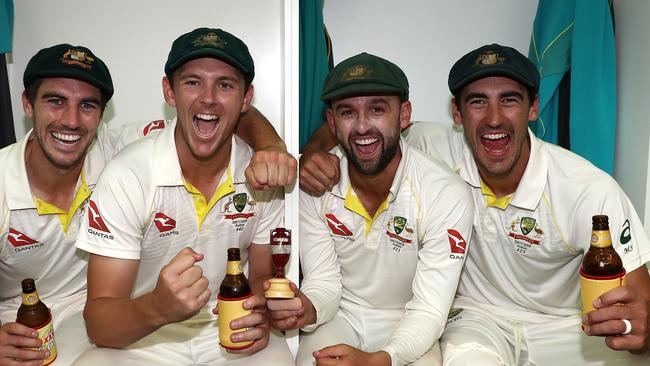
[193,113,220,138]
[481,131,511,156]
[352,136,381,158]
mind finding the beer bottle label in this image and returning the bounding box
[34,313,58,365]
[21,291,39,306]
[226,260,243,275]
[590,230,612,248]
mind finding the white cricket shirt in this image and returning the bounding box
[405,122,650,316]
[76,120,283,320]
[300,139,474,365]
[0,126,117,315]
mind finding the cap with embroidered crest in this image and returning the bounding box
[165,27,254,85]
[448,43,539,95]
[23,44,114,100]
[321,52,409,102]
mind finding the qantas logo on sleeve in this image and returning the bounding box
[7,228,39,247]
[87,200,114,239]
[325,214,353,237]
[143,120,166,136]
[448,229,467,259]
[154,212,179,237]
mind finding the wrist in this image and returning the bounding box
[301,295,318,326]
[142,292,167,328]
[371,350,391,366]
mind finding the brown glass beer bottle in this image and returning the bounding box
[217,248,253,350]
[16,278,57,365]
[579,215,626,317]
[582,215,624,276]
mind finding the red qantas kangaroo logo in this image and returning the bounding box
[143,120,165,136]
[153,212,176,232]
[447,229,467,254]
[88,200,111,232]
[7,228,38,247]
[325,214,353,237]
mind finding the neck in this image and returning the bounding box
[24,138,82,211]
[348,148,401,217]
[479,171,520,198]
[175,129,231,199]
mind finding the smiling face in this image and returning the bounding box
[22,77,102,170]
[452,76,539,186]
[163,57,253,163]
[326,95,411,175]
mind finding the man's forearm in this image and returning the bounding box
[301,122,337,154]
[236,106,286,151]
[84,293,164,348]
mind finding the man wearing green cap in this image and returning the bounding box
[270,52,474,366]
[300,44,650,364]
[0,43,116,365]
[74,28,293,365]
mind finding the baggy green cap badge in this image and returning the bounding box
[165,27,255,85]
[321,52,409,102]
[23,44,114,101]
[448,43,539,95]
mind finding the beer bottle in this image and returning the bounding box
[582,215,624,275]
[217,248,253,350]
[16,278,57,365]
[579,215,626,316]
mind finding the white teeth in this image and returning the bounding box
[195,113,218,121]
[483,133,508,140]
[355,138,378,146]
[52,132,81,142]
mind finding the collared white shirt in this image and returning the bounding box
[76,119,283,320]
[405,122,650,316]
[0,125,117,314]
[300,139,474,365]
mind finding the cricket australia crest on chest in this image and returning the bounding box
[221,192,257,232]
[506,216,544,254]
[385,215,415,253]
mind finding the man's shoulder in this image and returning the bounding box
[542,140,617,188]
[0,140,19,168]
[98,131,159,184]
[403,121,465,168]
[0,137,27,190]
[403,141,467,189]
[112,119,174,153]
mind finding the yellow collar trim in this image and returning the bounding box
[34,171,92,233]
[183,167,235,228]
[480,179,512,209]
[343,185,389,237]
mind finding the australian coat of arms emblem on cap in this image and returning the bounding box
[475,51,506,66]
[193,32,226,49]
[61,49,94,69]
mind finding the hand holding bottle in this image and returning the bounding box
[0,321,48,366]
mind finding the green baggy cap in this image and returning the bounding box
[321,52,409,102]
[165,27,254,85]
[23,44,114,101]
[448,43,539,95]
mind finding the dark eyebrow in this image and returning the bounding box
[500,91,524,100]
[463,92,487,103]
[80,97,101,106]
[463,90,524,102]
[40,92,100,106]
[367,97,391,105]
[40,92,67,100]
